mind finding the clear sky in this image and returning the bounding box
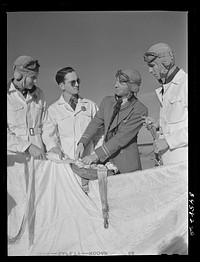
[7,11,187,143]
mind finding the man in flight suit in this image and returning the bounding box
[142,43,188,165]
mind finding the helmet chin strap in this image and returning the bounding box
[155,60,173,84]
[160,64,177,84]
[22,75,28,89]
[13,75,28,90]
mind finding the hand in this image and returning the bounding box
[75,143,85,160]
[27,144,47,160]
[153,138,169,154]
[141,116,159,130]
[49,146,64,160]
[81,152,99,165]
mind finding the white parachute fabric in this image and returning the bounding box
[7,155,188,256]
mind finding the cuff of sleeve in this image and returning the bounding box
[79,137,89,148]
[95,144,111,162]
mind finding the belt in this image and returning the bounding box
[28,127,42,136]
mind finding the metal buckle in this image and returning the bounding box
[29,128,34,136]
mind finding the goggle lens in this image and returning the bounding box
[25,60,40,71]
[143,52,159,63]
[115,70,141,85]
[115,70,129,83]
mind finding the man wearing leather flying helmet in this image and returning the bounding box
[142,43,188,165]
[7,55,63,159]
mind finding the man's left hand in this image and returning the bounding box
[153,138,169,154]
[81,152,99,165]
[49,146,64,159]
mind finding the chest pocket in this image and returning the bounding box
[7,103,25,125]
[80,111,91,118]
[57,114,71,122]
[7,103,24,111]
[166,96,186,123]
[32,104,44,124]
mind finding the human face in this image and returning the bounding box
[61,71,80,95]
[146,61,161,81]
[115,77,130,97]
[24,74,38,89]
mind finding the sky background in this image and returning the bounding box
[7,11,187,143]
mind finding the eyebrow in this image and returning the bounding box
[65,77,78,81]
[147,63,155,67]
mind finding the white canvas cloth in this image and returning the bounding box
[7,154,188,256]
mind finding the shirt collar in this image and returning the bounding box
[58,94,67,105]
[58,94,83,105]
[164,67,180,84]
[9,80,16,92]
[155,68,185,101]
[9,79,36,95]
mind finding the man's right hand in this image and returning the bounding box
[27,144,47,160]
[141,116,159,130]
[75,143,85,161]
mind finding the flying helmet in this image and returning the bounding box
[115,68,142,86]
[143,43,175,70]
[13,55,40,81]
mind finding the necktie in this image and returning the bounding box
[69,95,78,111]
[160,86,164,96]
[105,97,122,142]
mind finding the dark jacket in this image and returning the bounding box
[79,95,148,173]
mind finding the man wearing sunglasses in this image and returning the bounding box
[45,66,103,164]
[75,68,148,174]
[142,43,188,165]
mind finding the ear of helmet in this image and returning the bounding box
[159,51,175,70]
[13,70,23,81]
[127,83,140,94]
[146,43,175,70]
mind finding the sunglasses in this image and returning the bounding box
[65,78,81,87]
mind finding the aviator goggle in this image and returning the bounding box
[15,60,40,72]
[115,70,141,85]
[143,52,162,65]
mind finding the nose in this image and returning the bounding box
[115,80,120,88]
[75,80,79,87]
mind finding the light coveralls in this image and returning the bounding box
[7,81,57,153]
[7,81,57,239]
[45,95,103,160]
[155,69,188,165]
